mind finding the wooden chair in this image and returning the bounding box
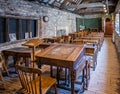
[16,65,58,94]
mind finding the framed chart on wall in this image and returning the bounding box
[9,33,17,41]
[25,32,32,39]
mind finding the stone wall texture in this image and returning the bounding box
[0,0,102,51]
[0,0,81,38]
[0,0,80,51]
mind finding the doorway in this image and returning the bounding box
[105,18,114,35]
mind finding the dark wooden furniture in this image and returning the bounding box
[61,35,71,43]
[83,40,99,52]
[35,43,86,94]
[85,46,97,71]
[2,46,51,74]
[69,32,78,41]
[78,37,101,50]
[0,53,9,75]
[43,38,58,43]
[90,28,99,32]
[72,38,84,44]
[0,53,8,89]
[16,65,58,94]
[22,39,43,67]
[2,47,33,67]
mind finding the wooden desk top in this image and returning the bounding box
[2,47,32,56]
[22,38,44,48]
[36,43,85,68]
[36,44,84,62]
[2,47,32,54]
[72,39,99,45]
[83,40,99,46]
[2,47,41,56]
[83,39,98,43]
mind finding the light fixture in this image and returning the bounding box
[104,7,106,10]
[104,9,107,12]
[106,13,108,15]
[103,4,106,8]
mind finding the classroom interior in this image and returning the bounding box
[0,0,120,94]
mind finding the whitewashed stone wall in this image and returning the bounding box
[114,32,120,52]
[0,0,102,51]
[0,0,80,38]
[0,0,80,50]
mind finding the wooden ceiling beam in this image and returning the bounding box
[60,0,77,9]
[76,3,104,9]
[115,0,120,13]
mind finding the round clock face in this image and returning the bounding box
[43,16,49,22]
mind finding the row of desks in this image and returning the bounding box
[1,32,104,94]
[2,41,86,94]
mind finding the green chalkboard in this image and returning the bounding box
[76,18,102,31]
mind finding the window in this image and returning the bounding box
[0,16,38,44]
[115,13,119,34]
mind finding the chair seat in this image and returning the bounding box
[29,76,56,94]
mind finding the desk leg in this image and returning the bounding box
[4,55,9,76]
[50,65,53,77]
[14,56,20,73]
[71,69,75,94]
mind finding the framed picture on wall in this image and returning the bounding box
[9,33,16,41]
[25,32,32,39]
[25,32,29,39]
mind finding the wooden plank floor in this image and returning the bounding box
[85,37,120,94]
[0,37,120,94]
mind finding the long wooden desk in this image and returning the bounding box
[79,37,101,50]
[35,43,86,94]
[2,47,33,67]
[2,43,52,66]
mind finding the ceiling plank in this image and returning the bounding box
[76,3,104,10]
[115,0,120,13]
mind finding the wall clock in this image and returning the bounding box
[43,16,49,22]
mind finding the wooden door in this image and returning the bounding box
[105,21,114,35]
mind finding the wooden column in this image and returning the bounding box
[27,19,31,38]
[5,18,9,42]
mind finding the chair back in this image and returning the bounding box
[16,65,42,94]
